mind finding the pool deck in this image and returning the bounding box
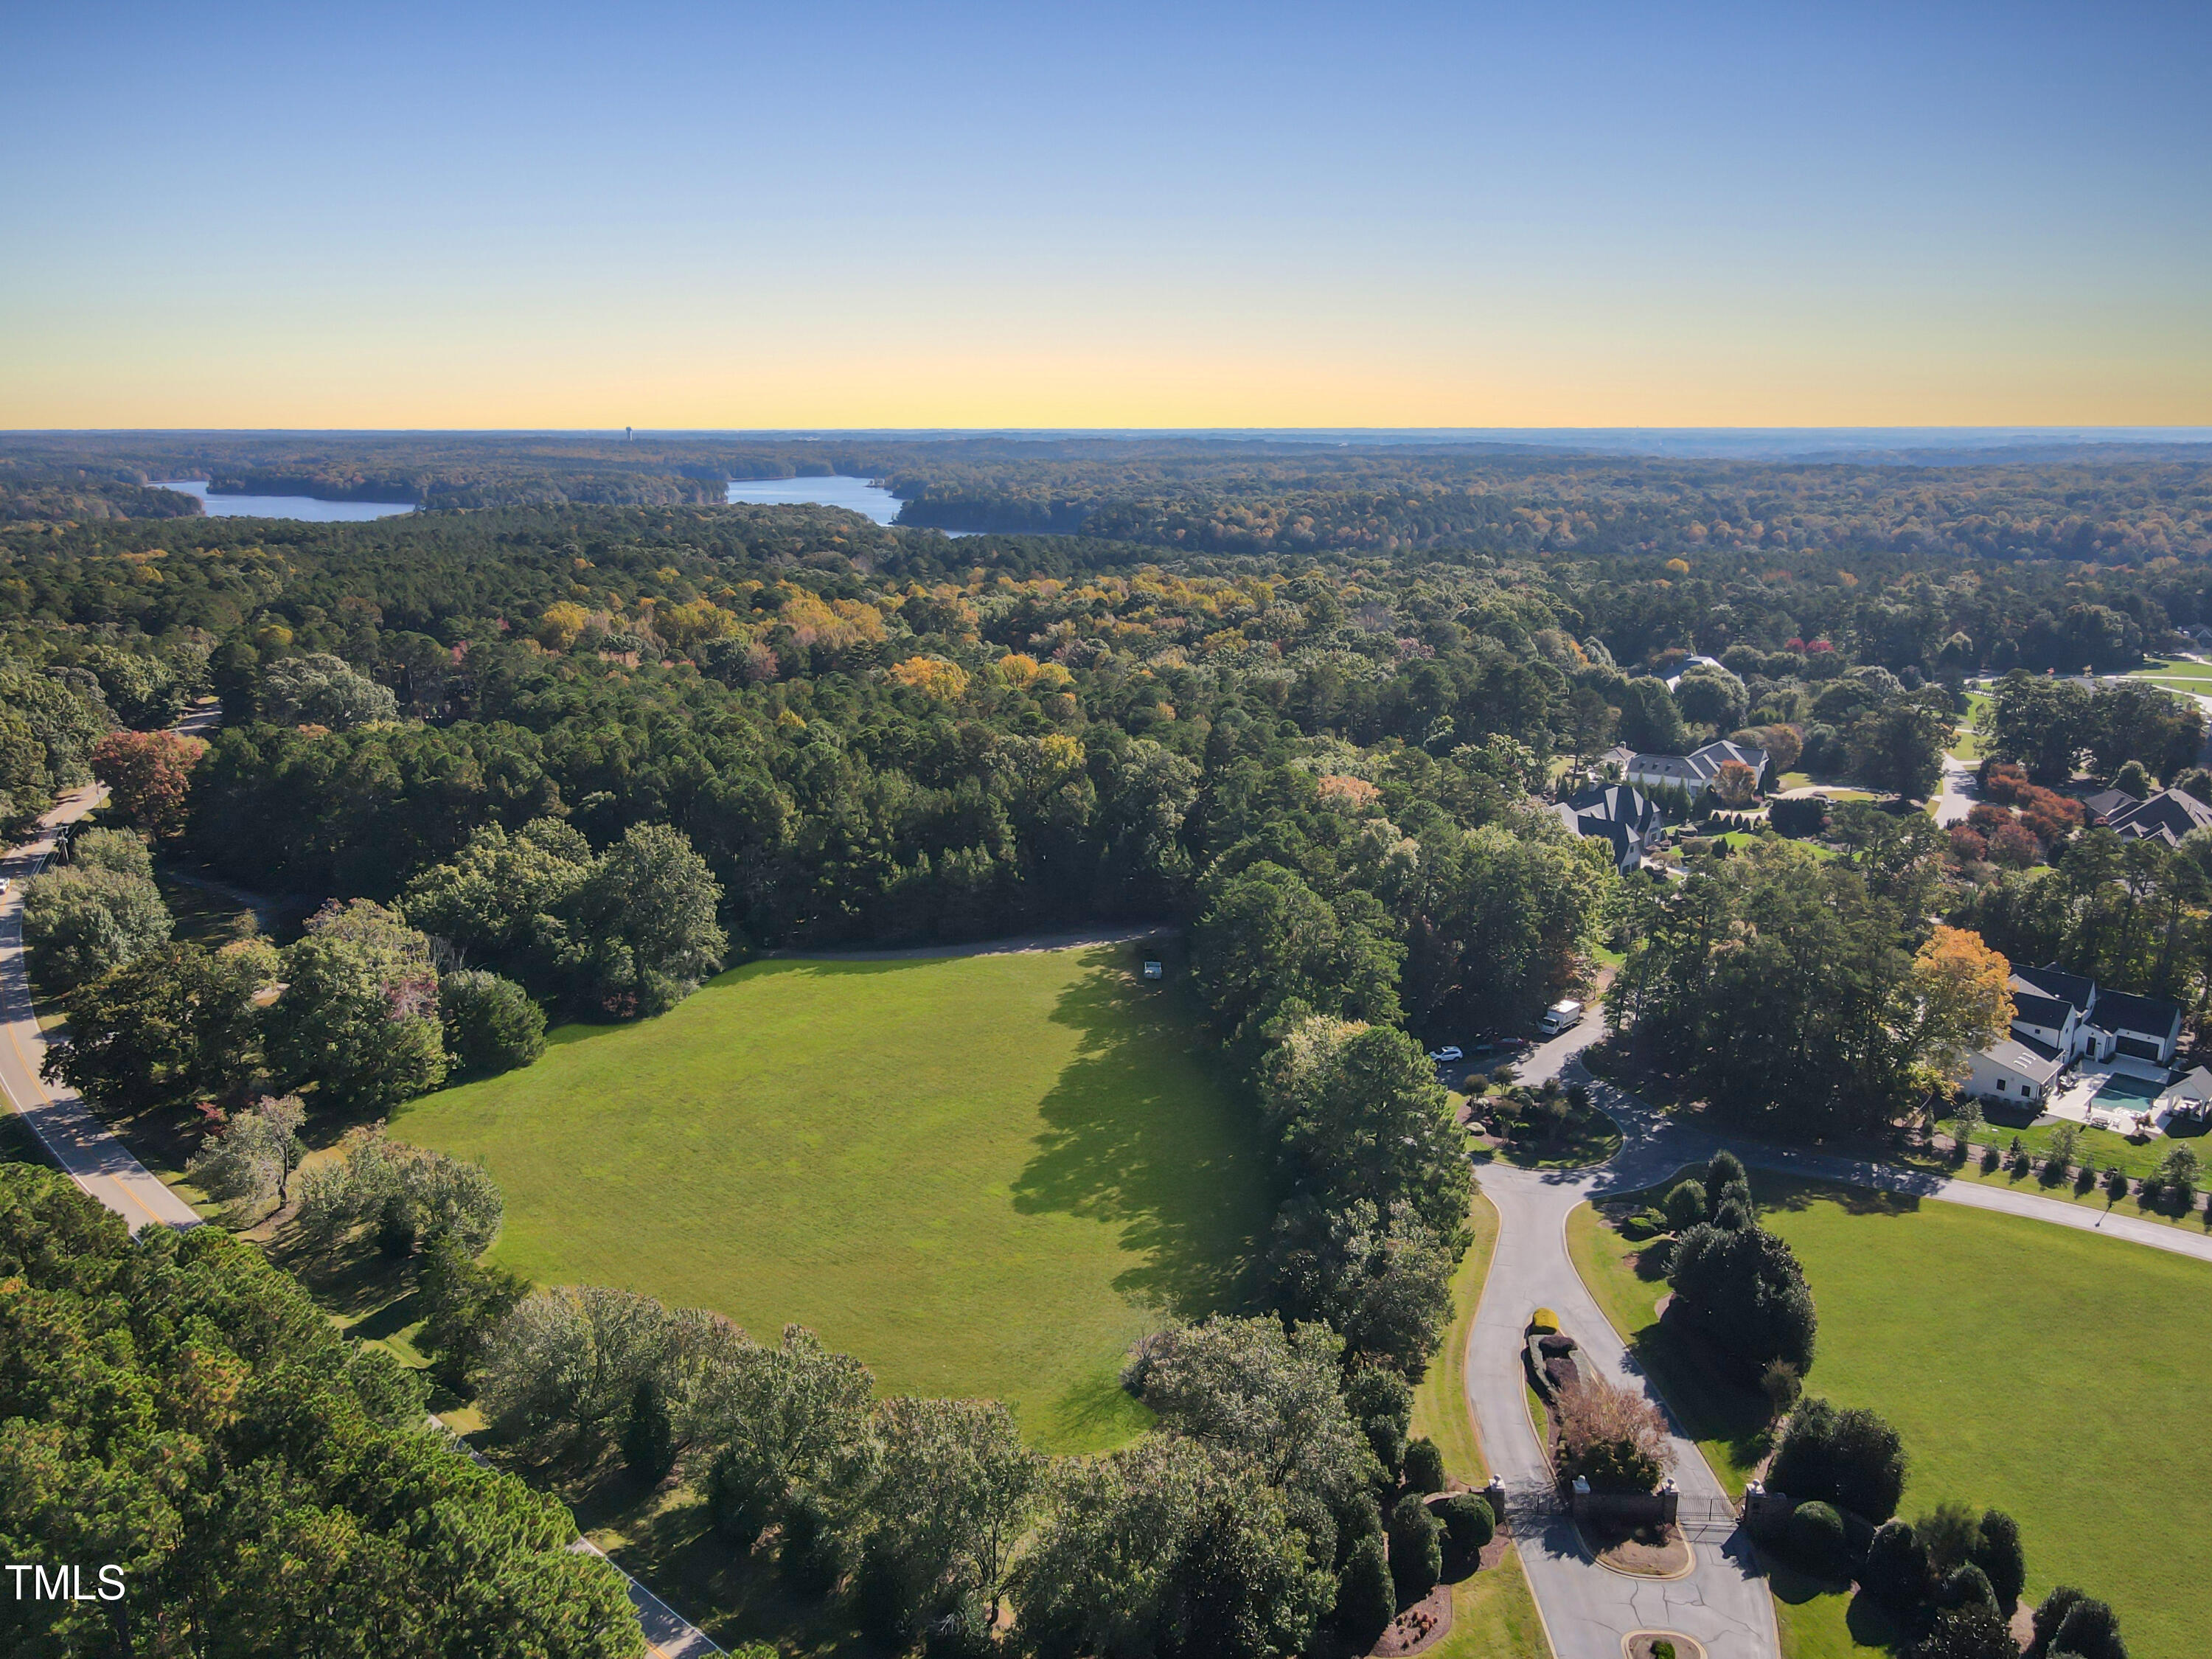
[2048,1057,2177,1135]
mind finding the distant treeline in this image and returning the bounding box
[6,435,2209,573]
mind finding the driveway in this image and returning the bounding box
[0,786,201,1233]
[1463,1021,1781,1658]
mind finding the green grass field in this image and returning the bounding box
[1573,1178,2212,1658]
[395,944,1273,1453]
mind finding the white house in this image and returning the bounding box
[1964,1038,2065,1109]
[1966,966,2187,1104]
[1663,654,1730,692]
[1624,739,1769,804]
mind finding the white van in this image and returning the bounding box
[1539,999,1584,1037]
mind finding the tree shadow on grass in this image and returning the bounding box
[1766,1556,1908,1651]
[1624,1314,1775,1482]
[1011,952,1272,1321]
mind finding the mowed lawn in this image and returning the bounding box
[1573,1181,2212,1657]
[394,944,1271,1453]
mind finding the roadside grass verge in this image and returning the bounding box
[1410,1191,1499,1483]
[1408,1189,1546,1658]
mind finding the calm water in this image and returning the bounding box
[724,474,904,524]
[159,480,416,521]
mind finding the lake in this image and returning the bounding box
[159,481,416,521]
[725,474,904,524]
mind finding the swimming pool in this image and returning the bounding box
[2092,1073,2163,1105]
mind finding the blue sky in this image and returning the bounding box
[5,1,2208,426]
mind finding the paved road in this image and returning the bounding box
[1465,1021,1781,1659]
[1932,748,1978,826]
[0,786,202,1233]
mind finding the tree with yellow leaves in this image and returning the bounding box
[1907,925,2015,1091]
[534,602,591,650]
[887,655,970,700]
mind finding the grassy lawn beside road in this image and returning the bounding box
[1572,1175,2212,1658]
[1410,1192,1498,1483]
[397,943,1272,1453]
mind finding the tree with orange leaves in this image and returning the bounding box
[1907,925,2015,1090]
[90,728,207,842]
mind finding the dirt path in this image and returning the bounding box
[769,923,1176,962]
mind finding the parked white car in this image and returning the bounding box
[1427,1046,1464,1064]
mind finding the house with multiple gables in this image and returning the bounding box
[1551,782,1663,872]
[2080,786,2212,849]
[1964,964,2185,1107]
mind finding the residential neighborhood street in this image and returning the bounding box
[1932,748,1978,825]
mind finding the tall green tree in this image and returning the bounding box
[267,899,448,1112]
[0,1164,641,1659]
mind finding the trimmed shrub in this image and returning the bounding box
[1666,1220,1817,1378]
[1402,1436,1446,1494]
[1438,1493,1493,1555]
[1761,1359,1803,1419]
[1528,1308,1561,1334]
[1663,1179,1708,1231]
[1767,1398,1907,1522]
[1335,1534,1395,1645]
[1972,1509,2025,1612]
[1705,1149,1747,1194]
[2049,1596,2126,1659]
[1787,1500,1848,1578]
[1919,1601,2026,1659]
[1937,1562,1997,1612]
[2029,1586,2085,1657]
[1862,1519,1928,1606]
[1981,1144,2002,1174]
[1388,1492,1443,1601]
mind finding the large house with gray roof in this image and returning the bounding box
[2103,788,2212,849]
[1552,783,1663,872]
[1621,738,1769,804]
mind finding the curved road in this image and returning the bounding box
[1463,1015,2212,1659]
[0,785,201,1231]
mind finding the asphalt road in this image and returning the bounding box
[0,785,201,1233]
[1464,1020,1781,1659]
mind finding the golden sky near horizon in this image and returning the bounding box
[7,6,2208,431]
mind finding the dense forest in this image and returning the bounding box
[6,434,2211,571]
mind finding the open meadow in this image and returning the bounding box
[396,942,1272,1453]
[1571,1177,2212,1658]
